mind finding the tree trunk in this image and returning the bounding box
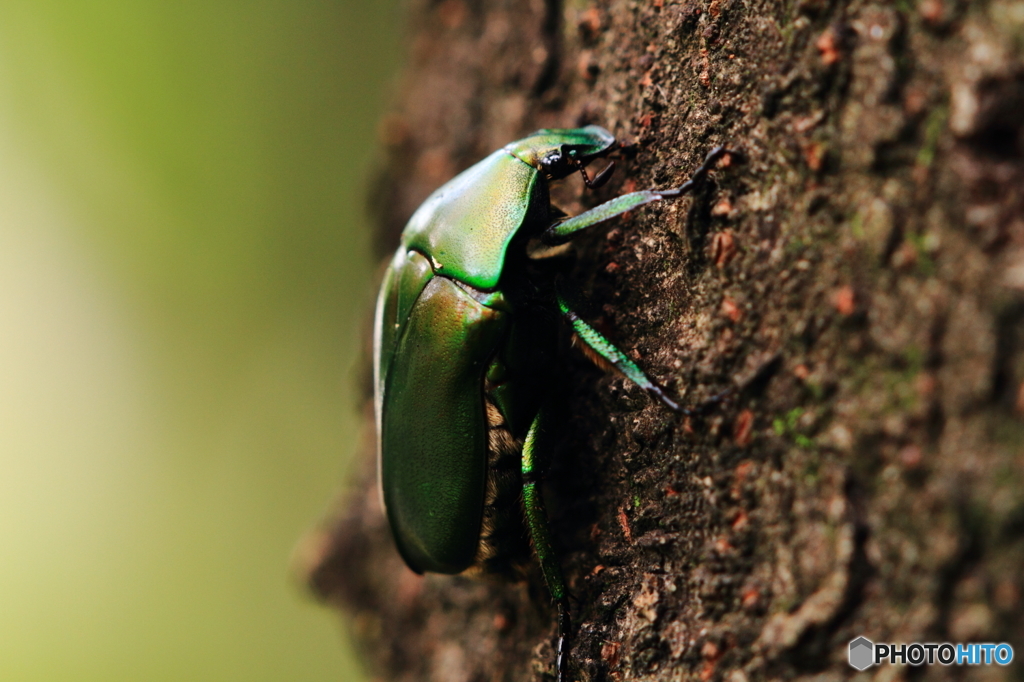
[299,0,1024,680]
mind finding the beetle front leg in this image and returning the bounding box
[540,146,734,245]
[521,413,571,682]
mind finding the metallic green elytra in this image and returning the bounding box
[374,125,732,681]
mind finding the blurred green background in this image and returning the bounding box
[0,2,400,680]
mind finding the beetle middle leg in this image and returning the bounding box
[521,412,571,682]
[554,293,684,413]
[556,292,733,416]
[540,146,734,245]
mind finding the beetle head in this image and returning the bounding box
[505,125,616,180]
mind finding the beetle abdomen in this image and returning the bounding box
[468,400,530,577]
[380,275,508,574]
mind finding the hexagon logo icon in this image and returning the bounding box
[849,637,874,670]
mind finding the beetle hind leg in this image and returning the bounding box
[521,413,571,682]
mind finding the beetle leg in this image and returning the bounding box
[527,206,575,260]
[541,146,736,245]
[541,189,668,245]
[557,295,733,415]
[556,294,688,413]
[526,241,574,260]
[655,146,733,199]
[521,413,571,682]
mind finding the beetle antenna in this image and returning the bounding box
[578,160,616,190]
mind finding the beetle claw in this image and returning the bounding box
[665,385,733,418]
[658,146,739,199]
[554,599,571,682]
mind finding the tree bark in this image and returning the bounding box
[298,0,1024,680]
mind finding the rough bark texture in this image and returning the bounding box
[298,1,1024,681]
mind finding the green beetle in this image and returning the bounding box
[374,126,730,681]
